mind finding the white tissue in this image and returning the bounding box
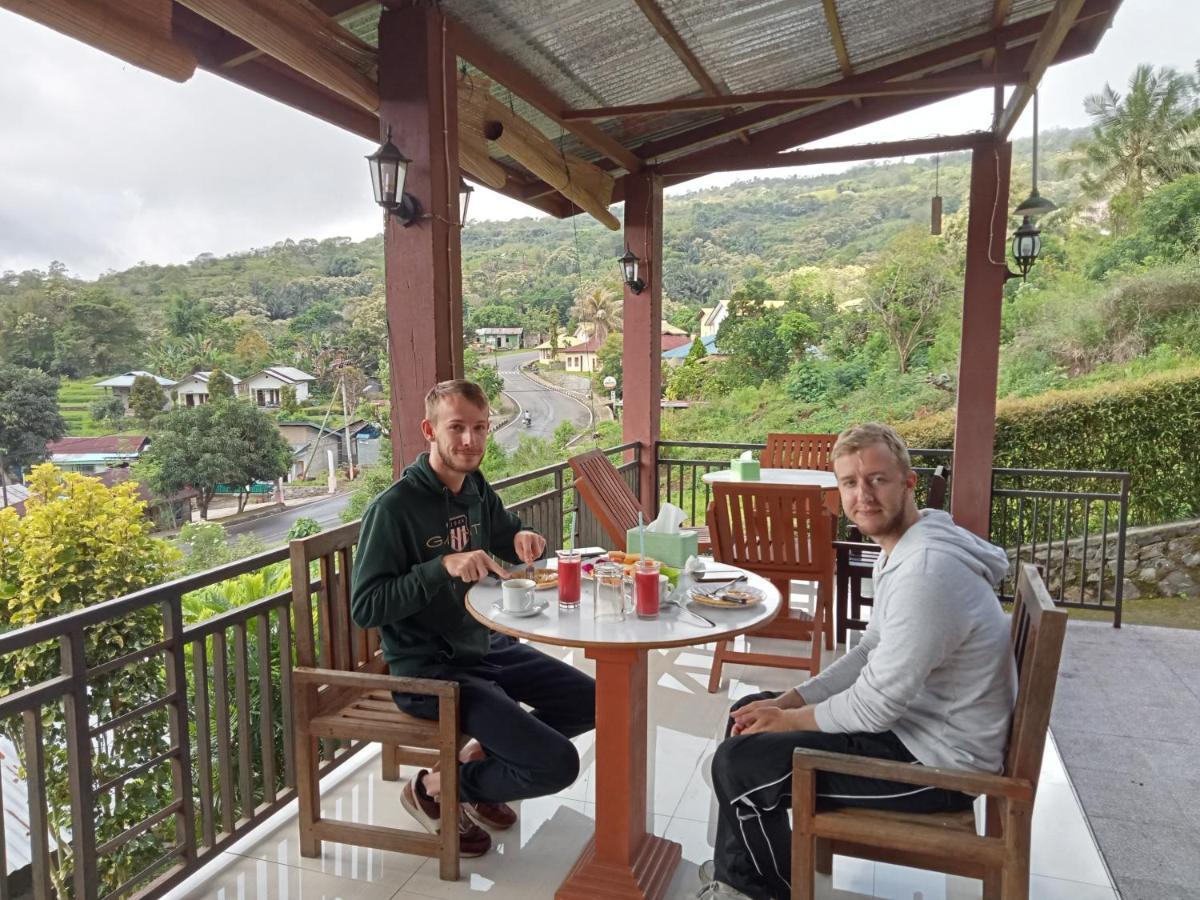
[684,555,706,574]
[646,502,687,533]
[739,450,755,461]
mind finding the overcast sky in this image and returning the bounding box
[0,1,1195,279]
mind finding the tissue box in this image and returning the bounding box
[625,528,699,568]
[731,457,760,480]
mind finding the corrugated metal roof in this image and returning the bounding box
[94,371,174,388]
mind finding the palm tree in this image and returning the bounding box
[571,287,623,344]
[1063,62,1200,228]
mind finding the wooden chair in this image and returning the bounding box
[833,465,947,647]
[705,482,835,692]
[290,522,463,881]
[568,448,710,552]
[791,563,1068,900]
[762,433,838,471]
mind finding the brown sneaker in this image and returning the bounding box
[400,770,492,857]
[465,800,518,831]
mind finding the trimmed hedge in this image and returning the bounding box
[897,368,1200,526]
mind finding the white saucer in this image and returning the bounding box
[491,599,549,618]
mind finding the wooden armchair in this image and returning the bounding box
[706,483,834,692]
[568,448,710,552]
[762,433,838,471]
[833,465,947,646]
[791,563,1067,899]
[290,522,463,881]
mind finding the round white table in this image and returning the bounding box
[701,467,838,489]
[466,562,780,899]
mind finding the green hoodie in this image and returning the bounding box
[350,452,527,676]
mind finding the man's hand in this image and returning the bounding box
[732,706,809,735]
[442,550,509,583]
[730,690,811,735]
[513,530,546,564]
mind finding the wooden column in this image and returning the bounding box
[378,5,461,475]
[952,141,1012,536]
[621,170,664,514]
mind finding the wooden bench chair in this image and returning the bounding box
[705,482,834,692]
[833,465,947,647]
[568,448,710,553]
[791,562,1068,899]
[762,433,838,471]
[290,522,463,881]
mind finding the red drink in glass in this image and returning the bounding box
[556,550,581,608]
[635,559,661,619]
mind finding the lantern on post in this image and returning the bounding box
[366,126,420,225]
[619,248,645,294]
[1008,216,1042,281]
[459,178,474,225]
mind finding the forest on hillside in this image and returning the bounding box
[1,61,1198,497]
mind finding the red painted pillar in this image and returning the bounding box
[952,141,1012,537]
[378,5,461,476]
[621,170,663,514]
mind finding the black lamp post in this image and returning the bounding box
[366,127,420,225]
[619,247,645,294]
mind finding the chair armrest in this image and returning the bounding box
[792,747,1033,802]
[293,665,459,700]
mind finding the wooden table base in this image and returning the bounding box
[556,647,682,900]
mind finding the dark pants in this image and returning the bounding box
[393,633,596,805]
[712,691,975,900]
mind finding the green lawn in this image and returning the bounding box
[1005,595,1200,630]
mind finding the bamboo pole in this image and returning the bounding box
[0,0,196,82]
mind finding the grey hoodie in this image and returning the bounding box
[797,509,1017,773]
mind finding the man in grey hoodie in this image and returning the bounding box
[697,423,1016,900]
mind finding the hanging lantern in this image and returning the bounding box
[1010,216,1042,280]
[366,126,420,225]
[930,154,943,236]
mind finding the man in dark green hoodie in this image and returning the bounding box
[351,379,596,858]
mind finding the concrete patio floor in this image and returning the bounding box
[1050,620,1200,900]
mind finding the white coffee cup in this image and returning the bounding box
[501,578,536,612]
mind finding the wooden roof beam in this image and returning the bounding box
[662,132,993,177]
[821,0,862,109]
[563,73,1021,119]
[629,0,1114,166]
[0,0,196,82]
[982,0,1014,68]
[995,0,1086,138]
[175,0,379,111]
[631,0,751,144]
[211,1,377,70]
[446,17,643,174]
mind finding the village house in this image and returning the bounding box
[241,366,316,409]
[473,326,524,349]
[562,329,691,374]
[699,298,788,339]
[93,371,175,414]
[171,371,244,407]
[46,435,151,474]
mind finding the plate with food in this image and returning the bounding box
[686,585,765,608]
[531,569,559,590]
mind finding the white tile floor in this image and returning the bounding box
[167,631,1116,900]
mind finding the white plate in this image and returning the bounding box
[491,599,549,618]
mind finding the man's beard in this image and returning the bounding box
[856,505,908,543]
[435,437,482,475]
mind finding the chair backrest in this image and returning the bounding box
[290,520,383,674]
[569,449,642,550]
[927,464,948,511]
[1003,563,1068,785]
[762,433,838,471]
[708,482,834,581]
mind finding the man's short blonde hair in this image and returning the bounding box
[424,379,489,422]
[831,423,912,474]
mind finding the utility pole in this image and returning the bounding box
[340,371,355,480]
[0,449,8,510]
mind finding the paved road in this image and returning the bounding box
[224,492,353,545]
[491,350,593,450]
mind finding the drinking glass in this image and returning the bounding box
[592,561,628,623]
[556,549,582,609]
[634,558,661,619]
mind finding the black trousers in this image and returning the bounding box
[393,633,596,805]
[712,690,975,900]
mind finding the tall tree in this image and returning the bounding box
[0,365,66,477]
[207,368,235,401]
[571,287,623,344]
[52,287,143,377]
[1064,62,1200,228]
[139,400,292,518]
[128,375,167,427]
